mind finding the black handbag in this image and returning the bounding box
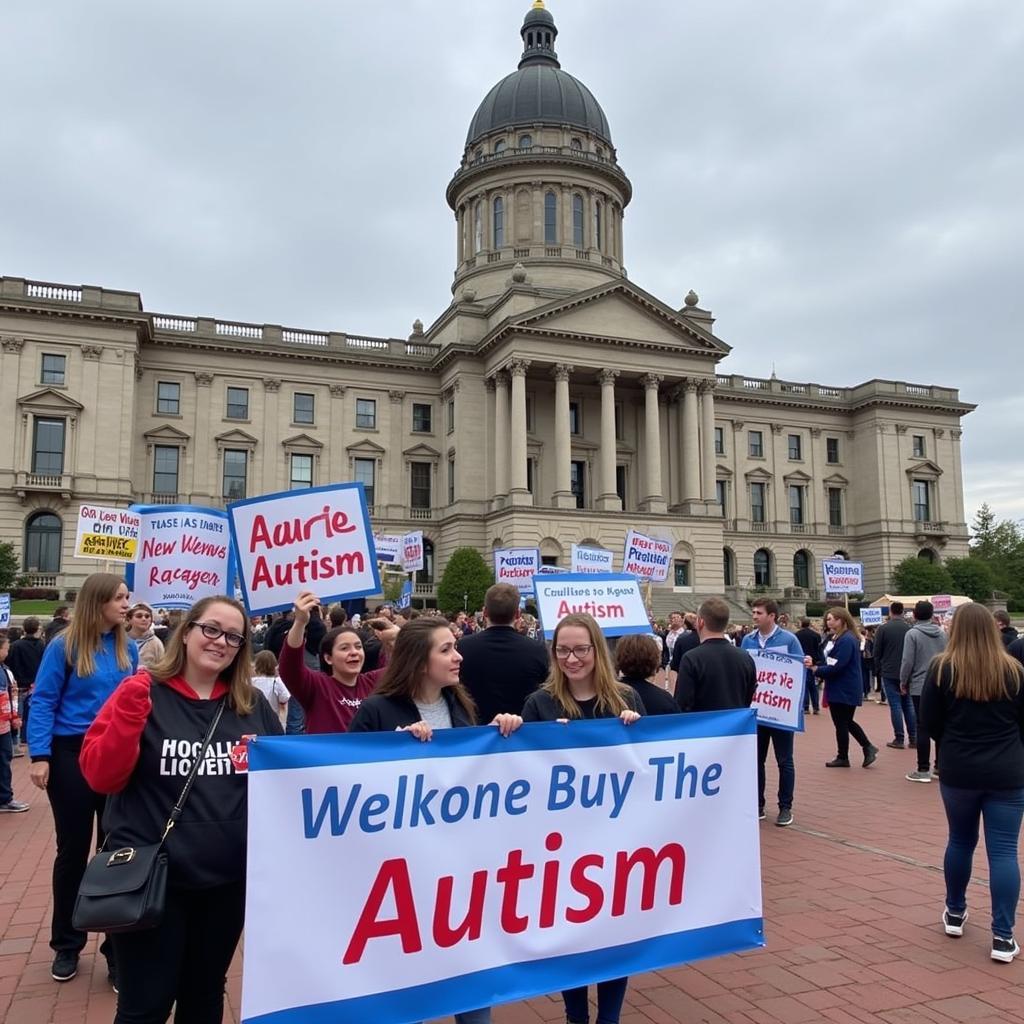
[73,698,226,934]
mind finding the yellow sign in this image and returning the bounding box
[77,534,139,560]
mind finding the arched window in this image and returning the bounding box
[518,134,533,149]
[570,137,583,150]
[593,199,602,249]
[473,148,482,162]
[473,201,483,254]
[833,549,849,560]
[416,538,435,586]
[544,191,558,244]
[754,549,772,587]
[723,547,735,587]
[572,193,584,247]
[793,550,811,589]
[918,547,937,563]
[493,196,504,249]
[493,139,506,154]
[24,511,62,573]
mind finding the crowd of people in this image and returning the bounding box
[1,575,1022,1023]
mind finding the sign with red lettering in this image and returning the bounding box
[228,483,381,616]
[533,572,650,641]
[401,530,424,573]
[748,649,805,732]
[494,547,541,594]
[243,711,763,1024]
[622,528,672,582]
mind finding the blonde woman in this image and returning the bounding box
[126,603,165,669]
[27,573,136,985]
[920,604,1024,962]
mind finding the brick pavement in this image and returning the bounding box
[2,701,1022,1023]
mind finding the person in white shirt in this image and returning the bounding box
[252,650,290,724]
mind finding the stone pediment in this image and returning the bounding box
[143,424,191,443]
[402,442,441,460]
[783,469,813,484]
[17,387,85,412]
[744,467,773,482]
[346,438,386,455]
[214,428,258,448]
[906,459,943,479]
[716,465,734,478]
[822,473,849,486]
[281,432,323,450]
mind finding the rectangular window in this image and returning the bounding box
[789,484,805,525]
[32,417,65,476]
[353,458,375,506]
[526,395,535,433]
[750,482,766,524]
[674,560,691,587]
[912,434,926,458]
[614,403,623,441]
[448,457,455,505]
[412,403,432,433]
[715,479,727,512]
[912,479,931,522]
[544,193,558,245]
[226,386,249,420]
[788,433,802,460]
[826,437,840,464]
[526,457,536,495]
[570,460,586,509]
[616,465,627,506]
[356,398,376,430]
[290,453,313,489]
[748,430,764,458]
[152,445,179,495]
[156,381,181,415]
[828,487,843,527]
[222,450,248,500]
[447,399,455,434]
[569,401,581,435]
[293,392,315,425]
[41,353,66,386]
[714,426,724,455]
[410,461,432,509]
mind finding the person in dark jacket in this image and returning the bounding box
[7,615,45,754]
[795,618,822,715]
[901,601,948,783]
[920,602,1024,963]
[43,606,71,643]
[615,634,678,715]
[874,601,914,746]
[676,598,757,714]
[994,610,1019,648]
[457,583,549,723]
[667,614,700,689]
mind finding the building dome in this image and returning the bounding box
[465,2,613,148]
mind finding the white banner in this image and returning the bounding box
[859,607,883,626]
[74,504,141,562]
[494,547,540,594]
[822,558,863,593]
[127,505,233,610]
[533,573,649,641]
[748,649,805,732]
[0,593,9,629]
[242,713,763,1024]
[228,483,380,615]
[401,531,424,573]
[570,544,614,574]
[374,534,402,564]
[622,529,672,582]
[931,594,952,613]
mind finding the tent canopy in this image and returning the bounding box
[868,594,973,609]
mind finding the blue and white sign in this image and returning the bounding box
[398,579,413,609]
[0,593,10,629]
[242,712,764,1024]
[748,649,805,732]
[373,535,402,564]
[822,559,864,594]
[533,572,649,641]
[622,529,672,583]
[570,544,614,574]
[494,547,541,595]
[859,607,883,626]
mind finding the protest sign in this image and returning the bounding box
[533,573,649,641]
[374,535,402,564]
[494,547,541,594]
[242,711,763,1024]
[398,579,413,609]
[931,594,952,613]
[74,504,141,562]
[0,594,9,629]
[821,559,863,594]
[859,607,883,626]
[571,544,614,574]
[228,483,380,616]
[402,531,424,573]
[622,529,671,582]
[748,649,805,732]
[127,506,233,610]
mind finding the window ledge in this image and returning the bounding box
[355,426,380,433]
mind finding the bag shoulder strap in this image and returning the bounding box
[160,697,227,841]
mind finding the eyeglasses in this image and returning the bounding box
[189,621,246,648]
[554,644,594,660]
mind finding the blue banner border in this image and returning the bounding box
[531,571,649,641]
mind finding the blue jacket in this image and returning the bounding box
[815,631,862,706]
[740,625,804,660]
[28,632,138,758]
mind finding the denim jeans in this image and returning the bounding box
[940,784,1024,939]
[802,670,819,713]
[881,677,916,742]
[285,696,306,735]
[757,726,795,812]
[564,978,629,1024]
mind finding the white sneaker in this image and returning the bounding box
[905,770,932,783]
[942,907,967,936]
[992,936,1019,963]
[0,800,30,813]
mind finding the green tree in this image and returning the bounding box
[436,547,494,615]
[890,555,954,596]
[944,556,996,602]
[0,541,26,592]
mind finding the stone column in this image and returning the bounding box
[681,377,701,501]
[493,371,509,504]
[641,373,666,513]
[596,369,621,511]
[508,359,532,506]
[552,363,575,509]
[699,379,717,502]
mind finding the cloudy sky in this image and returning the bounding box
[2,1,1021,525]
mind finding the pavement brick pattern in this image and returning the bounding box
[2,702,1022,1023]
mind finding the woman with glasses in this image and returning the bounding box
[80,596,282,1023]
[28,572,137,987]
[126,602,165,669]
[521,613,643,1024]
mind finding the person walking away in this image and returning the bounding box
[920,603,1024,962]
[7,615,45,755]
[994,610,1018,648]
[126,603,165,669]
[616,634,679,714]
[667,613,700,690]
[675,597,757,713]
[901,600,948,782]
[860,627,875,699]
[874,601,914,748]
[251,649,291,725]
[795,617,822,715]
[44,606,71,644]
[0,633,30,811]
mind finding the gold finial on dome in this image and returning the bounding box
[532,0,546,8]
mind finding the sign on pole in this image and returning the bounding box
[228,483,381,616]
[373,535,402,564]
[533,572,650,641]
[0,593,10,629]
[74,504,141,562]
[622,529,672,582]
[931,595,953,613]
[748,649,805,732]
[821,558,864,594]
[243,712,763,1024]
[401,531,424,573]
[494,547,541,594]
[398,579,413,609]
[127,505,234,610]
[859,607,883,626]
[570,544,614,574]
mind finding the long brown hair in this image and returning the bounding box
[935,603,1023,701]
[372,618,477,723]
[543,613,632,719]
[63,573,132,678]
[149,596,255,713]
[826,606,861,642]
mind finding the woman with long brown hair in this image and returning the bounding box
[920,603,1024,962]
[27,572,136,986]
[80,595,282,1021]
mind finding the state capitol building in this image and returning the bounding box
[0,3,974,615]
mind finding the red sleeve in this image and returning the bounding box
[80,672,154,794]
[277,637,328,708]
